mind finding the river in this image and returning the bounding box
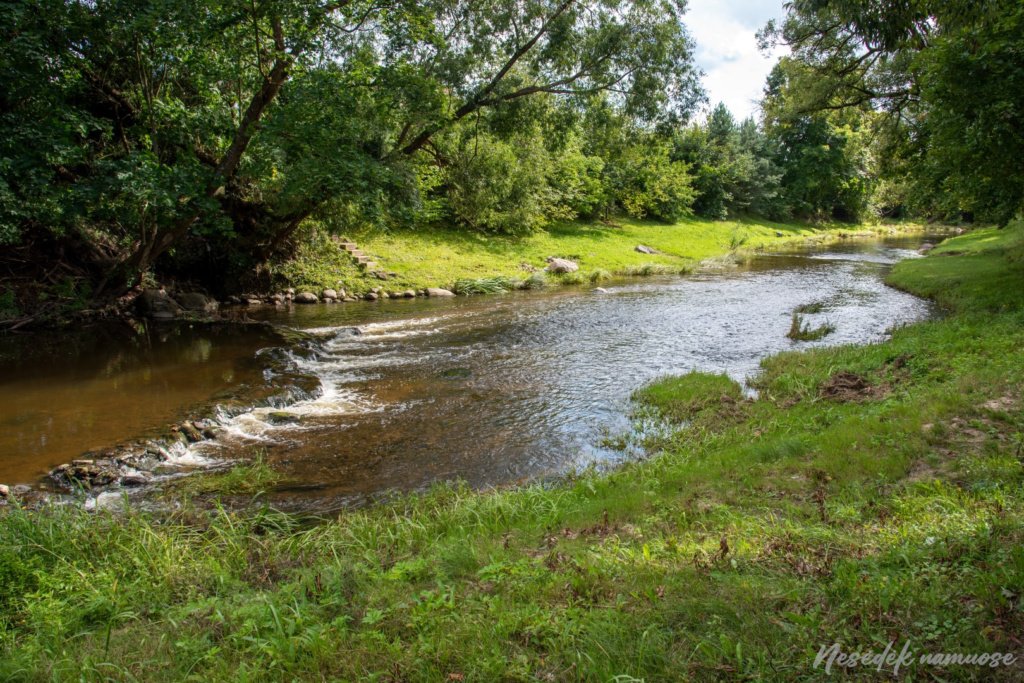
[0,234,938,510]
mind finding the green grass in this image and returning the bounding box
[786,312,837,341]
[277,215,916,295]
[2,224,1022,681]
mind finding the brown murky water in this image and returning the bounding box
[0,235,937,509]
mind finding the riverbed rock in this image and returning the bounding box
[322,288,338,300]
[176,292,218,313]
[119,473,150,487]
[178,421,204,442]
[425,287,455,297]
[246,298,263,307]
[0,484,9,499]
[403,290,416,298]
[266,411,300,425]
[294,291,319,304]
[635,244,658,254]
[50,460,119,489]
[918,242,935,254]
[364,292,379,301]
[593,287,608,293]
[545,257,579,274]
[137,289,182,320]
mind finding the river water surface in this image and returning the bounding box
[0,235,937,509]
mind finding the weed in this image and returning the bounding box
[786,312,836,341]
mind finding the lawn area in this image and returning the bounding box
[1,223,1022,681]
[275,216,912,295]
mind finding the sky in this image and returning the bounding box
[687,0,789,121]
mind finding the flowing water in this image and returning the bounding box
[0,234,939,510]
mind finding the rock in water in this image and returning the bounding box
[176,292,218,313]
[294,291,319,304]
[593,287,608,293]
[425,288,455,297]
[178,422,203,442]
[322,289,338,300]
[137,289,182,320]
[0,484,9,499]
[918,243,935,254]
[545,257,579,274]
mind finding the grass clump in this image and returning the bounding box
[634,371,743,423]
[786,311,836,341]
[588,268,613,283]
[551,270,586,285]
[518,272,548,290]
[794,300,826,314]
[452,276,517,295]
[167,455,282,497]
[618,263,678,277]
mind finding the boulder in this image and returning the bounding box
[403,290,416,298]
[425,287,455,297]
[270,293,285,304]
[364,292,379,301]
[322,288,338,300]
[119,473,150,487]
[918,243,935,254]
[178,422,204,443]
[635,245,658,255]
[137,289,182,320]
[266,411,300,425]
[246,298,263,306]
[0,484,9,499]
[176,292,218,313]
[294,291,319,304]
[545,257,579,274]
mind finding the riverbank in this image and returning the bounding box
[0,216,922,329]
[1,223,1021,680]
[273,216,923,297]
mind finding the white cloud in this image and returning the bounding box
[686,0,789,121]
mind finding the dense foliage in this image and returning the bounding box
[2,0,1020,308]
[761,0,1024,224]
[0,0,700,294]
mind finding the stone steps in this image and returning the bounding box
[334,236,388,280]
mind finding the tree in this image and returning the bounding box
[760,0,1024,224]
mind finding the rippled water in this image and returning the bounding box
[0,235,937,508]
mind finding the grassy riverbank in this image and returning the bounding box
[2,223,1023,681]
[275,216,914,295]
